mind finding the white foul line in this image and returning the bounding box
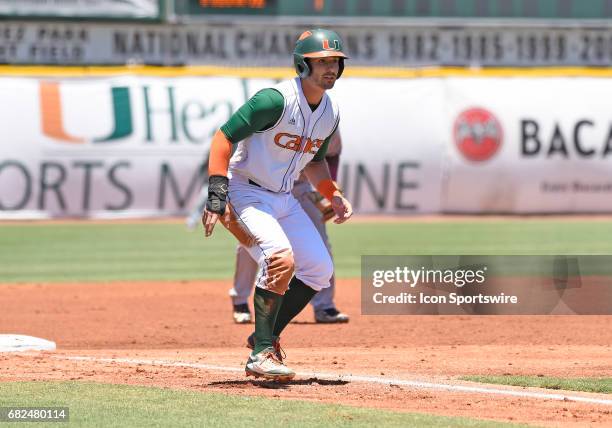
[53,354,612,407]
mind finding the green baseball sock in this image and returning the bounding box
[272,277,317,337]
[253,287,284,355]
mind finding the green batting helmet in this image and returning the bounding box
[293,29,349,79]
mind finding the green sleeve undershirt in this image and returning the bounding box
[220,87,338,162]
[220,88,284,143]
[312,121,338,162]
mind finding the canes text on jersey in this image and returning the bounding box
[274,132,323,154]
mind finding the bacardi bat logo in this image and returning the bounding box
[454,107,503,162]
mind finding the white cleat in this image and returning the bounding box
[232,304,252,324]
[245,347,295,382]
[315,308,349,324]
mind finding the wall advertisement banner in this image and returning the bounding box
[332,79,444,214]
[1,75,612,218]
[0,76,441,218]
[0,0,159,19]
[442,78,612,213]
[1,21,612,66]
[0,76,258,218]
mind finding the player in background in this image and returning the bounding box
[230,130,348,324]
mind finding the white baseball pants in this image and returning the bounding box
[227,175,333,293]
[229,180,337,309]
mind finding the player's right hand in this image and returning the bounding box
[202,175,229,237]
[202,210,219,237]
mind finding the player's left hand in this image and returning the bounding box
[331,195,353,224]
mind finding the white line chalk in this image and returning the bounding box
[50,354,612,407]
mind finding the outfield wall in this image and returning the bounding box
[1,73,611,218]
[3,21,612,67]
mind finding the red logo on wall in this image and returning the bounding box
[454,108,503,162]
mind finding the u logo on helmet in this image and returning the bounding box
[322,39,340,50]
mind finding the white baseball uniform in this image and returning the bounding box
[230,131,343,308]
[227,77,339,292]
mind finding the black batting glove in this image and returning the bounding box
[206,175,229,215]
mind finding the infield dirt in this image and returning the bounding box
[1,279,611,426]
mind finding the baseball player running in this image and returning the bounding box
[203,28,352,381]
[230,130,349,324]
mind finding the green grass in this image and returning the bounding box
[1,220,612,282]
[329,220,612,277]
[461,375,612,394]
[0,381,525,428]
